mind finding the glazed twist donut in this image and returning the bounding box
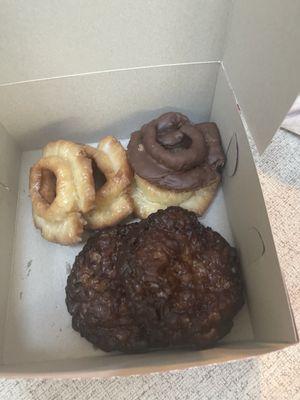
[29,140,95,245]
[84,136,133,229]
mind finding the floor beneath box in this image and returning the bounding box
[3,142,254,364]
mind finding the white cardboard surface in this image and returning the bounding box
[0,0,298,376]
[223,0,300,152]
[210,67,297,342]
[0,342,287,378]
[0,63,219,149]
[3,140,253,365]
[0,0,231,84]
[0,125,21,362]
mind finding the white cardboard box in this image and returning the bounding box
[0,0,298,377]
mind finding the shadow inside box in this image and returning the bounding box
[20,117,84,150]
[22,106,210,150]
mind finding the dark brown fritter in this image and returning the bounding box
[66,207,244,352]
[65,223,146,352]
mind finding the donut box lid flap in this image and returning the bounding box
[223,1,300,153]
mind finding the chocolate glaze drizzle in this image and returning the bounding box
[127,112,225,191]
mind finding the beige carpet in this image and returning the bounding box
[0,129,299,399]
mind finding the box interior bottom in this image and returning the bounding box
[2,140,254,366]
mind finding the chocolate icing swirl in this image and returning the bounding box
[127,112,225,191]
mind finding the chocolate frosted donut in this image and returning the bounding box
[127,112,225,191]
[142,112,207,171]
